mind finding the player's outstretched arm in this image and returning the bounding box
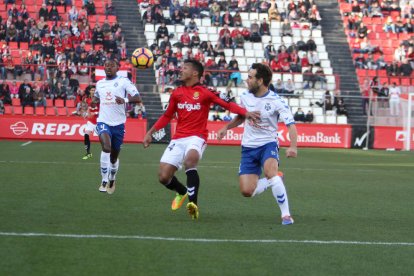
[143,126,155,148]
[115,95,142,105]
[217,115,245,140]
[286,124,298,158]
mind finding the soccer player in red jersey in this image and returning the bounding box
[143,59,260,219]
[82,93,99,160]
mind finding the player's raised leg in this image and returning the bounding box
[107,159,119,194]
[264,158,293,225]
[107,126,124,195]
[158,163,188,210]
[83,134,92,160]
[97,123,112,192]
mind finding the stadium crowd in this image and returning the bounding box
[0,0,144,118]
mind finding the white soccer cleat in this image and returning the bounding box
[99,181,107,193]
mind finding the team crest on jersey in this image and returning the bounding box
[105,92,112,101]
[193,91,200,99]
[114,82,118,87]
[264,103,272,111]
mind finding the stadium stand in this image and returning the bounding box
[0,0,143,118]
[138,0,348,124]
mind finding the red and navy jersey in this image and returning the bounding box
[154,83,247,140]
[85,98,99,124]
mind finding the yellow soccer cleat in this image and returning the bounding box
[186,202,199,220]
[106,180,116,195]
[171,193,188,211]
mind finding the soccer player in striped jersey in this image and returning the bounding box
[92,59,142,194]
[143,59,260,219]
[218,63,298,225]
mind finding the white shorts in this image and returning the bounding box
[160,136,207,169]
[85,121,97,135]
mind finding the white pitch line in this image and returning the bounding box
[21,141,32,147]
[0,232,413,246]
[0,160,400,173]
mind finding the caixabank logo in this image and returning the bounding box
[10,122,29,136]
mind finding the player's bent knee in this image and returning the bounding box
[240,187,254,197]
[158,172,171,185]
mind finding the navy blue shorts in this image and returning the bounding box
[239,142,279,176]
[96,123,125,151]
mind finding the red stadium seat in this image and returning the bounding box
[67,107,77,115]
[46,99,54,107]
[401,78,410,86]
[4,106,13,115]
[46,107,56,116]
[24,106,34,115]
[14,106,23,115]
[12,98,21,106]
[9,42,18,49]
[66,99,76,108]
[20,42,29,50]
[55,99,65,107]
[57,107,67,116]
[35,107,46,116]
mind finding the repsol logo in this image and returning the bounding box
[31,123,87,136]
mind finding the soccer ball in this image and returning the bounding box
[131,47,154,69]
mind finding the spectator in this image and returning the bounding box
[386,61,401,76]
[223,110,233,121]
[233,11,243,27]
[378,82,389,108]
[250,20,261,42]
[39,3,49,20]
[190,32,201,48]
[48,5,60,22]
[354,53,366,69]
[305,110,314,123]
[68,5,79,21]
[389,82,401,116]
[283,79,295,96]
[399,59,413,76]
[185,18,199,33]
[21,87,34,110]
[156,22,169,43]
[336,98,348,117]
[221,11,233,26]
[281,18,293,36]
[86,0,96,15]
[357,22,369,39]
[105,0,115,16]
[10,81,19,99]
[259,18,270,36]
[212,110,223,121]
[171,9,184,24]
[294,108,305,122]
[0,81,11,105]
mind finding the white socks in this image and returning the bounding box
[270,175,291,217]
[109,159,119,181]
[252,178,271,197]
[100,152,110,183]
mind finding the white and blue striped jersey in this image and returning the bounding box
[94,76,139,126]
[240,90,295,148]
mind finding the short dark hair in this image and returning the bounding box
[184,59,204,79]
[251,63,272,87]
[105,58,119,66]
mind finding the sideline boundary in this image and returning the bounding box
[1,232,413,246]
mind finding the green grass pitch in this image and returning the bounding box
[0,140,413,275]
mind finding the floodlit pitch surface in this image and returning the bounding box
[0,141,413,275]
